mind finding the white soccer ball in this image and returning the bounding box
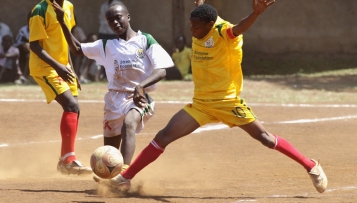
[90,145,124,179]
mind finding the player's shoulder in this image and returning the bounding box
[64,0,74,6]
[32,0,49,13]
[137,31,159,49]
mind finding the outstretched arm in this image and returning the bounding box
[52,0,84,56]
[232,0,275,36]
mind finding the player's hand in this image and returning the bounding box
[253,0,275,15]
[194,0,205,7]
[54,63,75,83]
[133,85,147,108]
[52,0,65,23]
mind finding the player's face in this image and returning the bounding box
[105,5,130,36]
[190,17,214,39]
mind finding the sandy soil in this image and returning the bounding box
[0,81,356,203]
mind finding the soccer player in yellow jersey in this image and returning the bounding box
[100,0,328,193]
[29,0,91,175]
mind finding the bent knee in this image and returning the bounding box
[154,130,173,148]
[257,132,276,148]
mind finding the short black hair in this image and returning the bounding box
[108,1,128,13]
[190,4,218,23]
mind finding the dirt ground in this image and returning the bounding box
[0,81,357,203]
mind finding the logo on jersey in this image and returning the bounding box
[114,60,119,73]
[204,37,214,48]
[135,49,145,59]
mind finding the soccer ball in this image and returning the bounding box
[90,145,124,179]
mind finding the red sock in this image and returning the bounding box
[121,140,164,179]
[60,112,78,164]
[274,135,315,171]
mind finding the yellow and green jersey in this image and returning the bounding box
[29,0,75,76]
[191,17,243,100]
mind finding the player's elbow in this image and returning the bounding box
[71,46,84,56]
[156,68,166,79]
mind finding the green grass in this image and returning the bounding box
[242,53,357,76]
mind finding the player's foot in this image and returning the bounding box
[94,174,131,192]
[92,164,129,183]
[308,159,328,193]
[57,159,92,175]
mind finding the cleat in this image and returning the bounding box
[308,159,328,193]
[110,174,131,192]
[93,174,101,183]
[57,159,92,175]
[94,174,131,192]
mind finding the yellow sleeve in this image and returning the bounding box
[29,11,48,42]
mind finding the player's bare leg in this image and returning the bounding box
[120,108,141,170]
[239,119,327,193]
[100,109,200,191]
[55,90,92,175]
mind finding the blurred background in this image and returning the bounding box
[1,0,357,76]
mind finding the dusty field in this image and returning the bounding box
[0,79,357,203]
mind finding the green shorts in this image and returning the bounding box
[183,97,256,127]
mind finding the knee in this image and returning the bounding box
[123,118,138,131]
[154,129,171,148]
[63,99,79,113]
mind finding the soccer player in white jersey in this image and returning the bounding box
[52,1,174,174]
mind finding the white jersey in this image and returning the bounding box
[81,31,174,92]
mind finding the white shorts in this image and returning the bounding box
[103,91,155,137]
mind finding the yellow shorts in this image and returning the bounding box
[183,97,256,127]
[33,72,78,103]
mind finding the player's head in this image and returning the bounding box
[175,35,186,51]
[190,4,218,39]
[2,35,13,50]
[105,3,130,36]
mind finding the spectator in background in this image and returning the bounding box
[0,18,13,45]
[14,12,31,84]
[0,35,22,84]
[164,36,191,81]
[172,35,192,81]
[78,33,99,83]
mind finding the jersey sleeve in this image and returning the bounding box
[216,17,243,48]
[29,6,48,42]
[69,4,76,29]
[147,44,174,69]
[143,33,174,69]
[81,40,106,66]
